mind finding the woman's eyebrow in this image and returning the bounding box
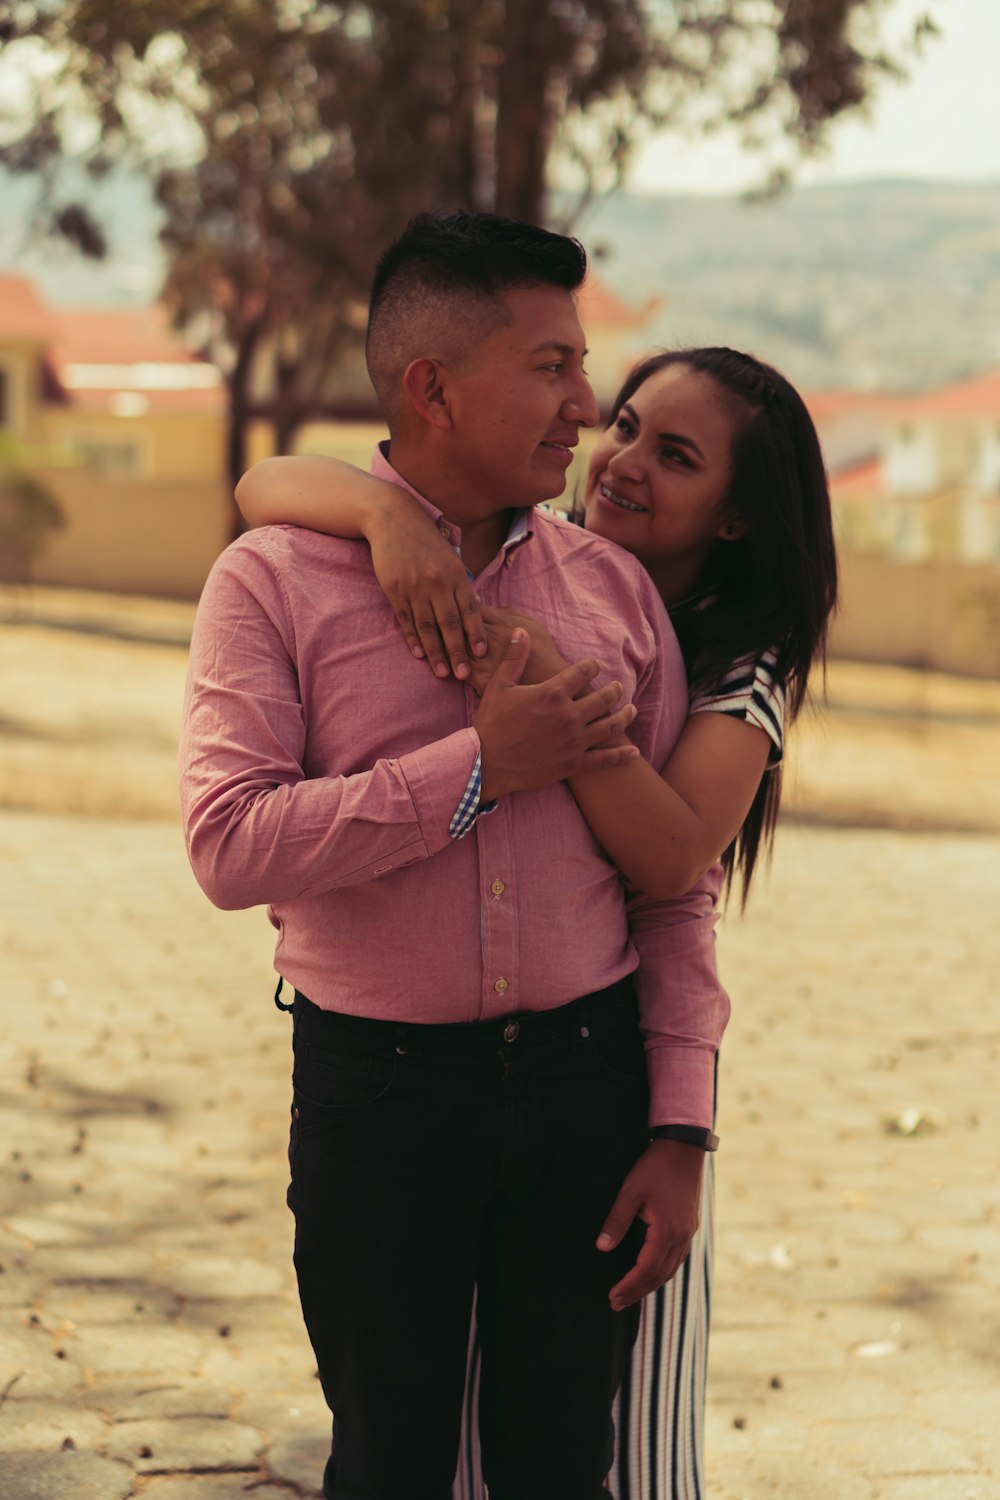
[623,402,704,459]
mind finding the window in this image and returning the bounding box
[74,439,143,478]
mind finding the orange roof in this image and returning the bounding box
[830,457,884,499]
[803,390,879,425]
[886,369,1000,422]
[44,302,224,415]
[0,273,56,343]
[577,278,657,330]
[50,303,204,367]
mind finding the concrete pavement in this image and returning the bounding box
[1,589,998,1497]
[3,811,997,1498]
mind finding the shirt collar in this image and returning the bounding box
[371,441,534,558]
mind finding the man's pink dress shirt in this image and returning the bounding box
[180,448,729,1127]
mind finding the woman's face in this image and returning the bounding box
[584,364,743,598]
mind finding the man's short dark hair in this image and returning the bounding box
[366,212,588,424]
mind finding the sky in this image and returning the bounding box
[627,0,1000,196]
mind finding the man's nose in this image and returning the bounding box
[563,374,601,428]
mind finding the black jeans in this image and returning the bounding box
[286,978,649,1500]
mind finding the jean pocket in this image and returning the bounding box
[292,1039,398,1127]
[583,1022,646,1085]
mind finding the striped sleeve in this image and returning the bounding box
[688,648,785,762]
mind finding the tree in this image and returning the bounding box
[0,440,66,585]
[0,1,938,536]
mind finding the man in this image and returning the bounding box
[180,213,727,1500]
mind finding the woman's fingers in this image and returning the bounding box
[398,584,487,681]
[411,598,467,679]
[460,587,488,661]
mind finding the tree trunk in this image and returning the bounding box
[224,316,266,543]
[493,0,556,221]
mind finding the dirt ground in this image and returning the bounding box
[1,584,998,1499]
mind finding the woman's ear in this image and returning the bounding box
[717,514,748,542]
[402,358,453,432]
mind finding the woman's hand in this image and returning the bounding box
[467,605,570,696]
[365,508,487,681]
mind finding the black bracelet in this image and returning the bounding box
[649,1124,719,1152]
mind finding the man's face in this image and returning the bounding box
[441,283,600,517]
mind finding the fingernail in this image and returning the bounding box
[412,647,425,659]
[596,1233,613,1251]
[434,663,450,678]
[474,642,488,657]
[455,663,469,679]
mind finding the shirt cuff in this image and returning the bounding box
[644,1043,719,1132]
[449,751,481,839]
[396,728,484,857]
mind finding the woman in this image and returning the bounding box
[236,346,838,1498]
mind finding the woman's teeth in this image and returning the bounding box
[601,483,646,513]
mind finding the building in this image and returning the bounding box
[0,275,229,596]
[806,373,1000,677]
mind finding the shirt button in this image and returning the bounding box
[438,523,452,540]
[494,977,508,995]
[490,879,505,896]
[503,1020,520,1043]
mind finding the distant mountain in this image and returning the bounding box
[578,180,1000,392]
[4,168,999,391]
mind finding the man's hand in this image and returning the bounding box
[468,605,568,696]
[475,630,640,800]
[597,1138,705,1310]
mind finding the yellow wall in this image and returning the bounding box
[28,462,230,599]
[45,408,225,481]
[832,549,1000,678]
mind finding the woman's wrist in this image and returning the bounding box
[358,488,399,546]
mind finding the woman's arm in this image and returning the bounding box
[569,713,771,899]
[478,604,773,897]
[235,456,486,678]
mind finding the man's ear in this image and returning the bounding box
[402,358,453,432]
[717,513,748,542]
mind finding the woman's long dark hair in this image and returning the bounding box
[606,348,838,904]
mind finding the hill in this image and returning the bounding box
[580,179,1000,390]
[4,169,1000,391]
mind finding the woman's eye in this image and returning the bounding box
[660,445,691,466]
[614,417,634,437]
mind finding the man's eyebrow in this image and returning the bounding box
[531,340,589,358]
[621,401,704,460]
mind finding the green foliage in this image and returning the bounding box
[0,441,66,583]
